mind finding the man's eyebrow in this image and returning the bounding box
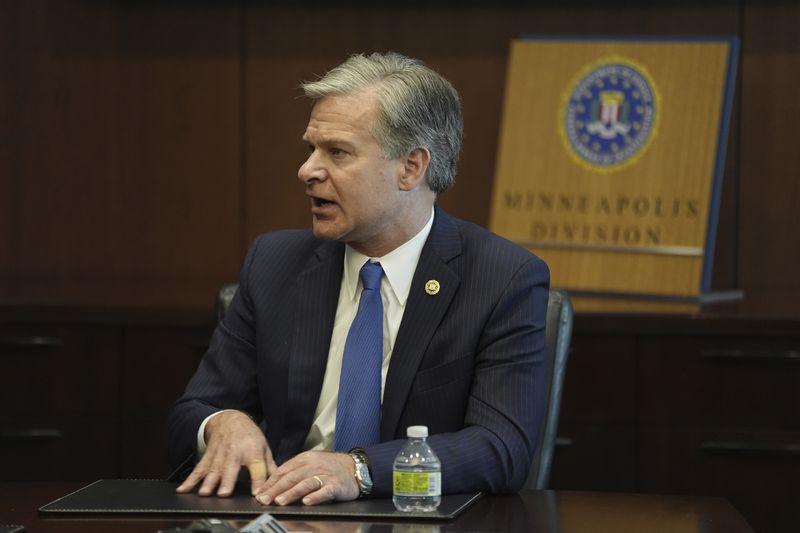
[304,135,352,148]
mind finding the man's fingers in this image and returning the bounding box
[176,456,212,494]
[178,411,274,498]
[248,461,268,496]
[216,458,243,497]
[269,475,329,506]
[176,469,200,493]
[194,447,226,497]
[249,460,268,479]
[256,466,304,505]
[197,468,222,497]
[264,446,278,477]
[255,451,359,506]
[176,472,200,494]
[302,480,335,506]
[248,443,277,495]
[296,475,332,505]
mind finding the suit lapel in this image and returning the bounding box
[381,208,462,440]
[282,240,344,457]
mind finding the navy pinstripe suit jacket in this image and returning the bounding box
[167,207,550,496]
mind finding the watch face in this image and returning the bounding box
[355,462,373,494]
[349,450,373,495]
[357,462,371,481]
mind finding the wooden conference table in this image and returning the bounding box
[1,482,753,532]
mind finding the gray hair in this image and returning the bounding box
[301,52,463,194]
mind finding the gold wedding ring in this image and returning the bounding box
[249,461,267,477]
[313,475,324,489]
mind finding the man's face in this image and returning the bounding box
[298,91,408,256]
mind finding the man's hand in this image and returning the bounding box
[254,451,359,506]
[176,410,277,497]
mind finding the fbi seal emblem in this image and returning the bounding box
[560,57,660,172]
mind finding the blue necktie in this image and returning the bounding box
[334,261,384,452]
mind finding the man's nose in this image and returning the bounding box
[298,152,325,184]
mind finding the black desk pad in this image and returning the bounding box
[39,479,482,520]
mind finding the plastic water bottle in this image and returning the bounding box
[393,425,441,512]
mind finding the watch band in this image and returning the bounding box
[348,448,373,497]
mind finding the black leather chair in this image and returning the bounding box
[214,284,572,490]
[523,289,573,490]
[215,282,239,324]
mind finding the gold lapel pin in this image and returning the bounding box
[424,279,440,296]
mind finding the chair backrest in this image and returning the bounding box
[215,283,572,490]
[215,282,239,324]
[524,289,574,490]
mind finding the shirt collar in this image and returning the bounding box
[343,207,435,306]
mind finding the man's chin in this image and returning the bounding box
[311,221,345,242]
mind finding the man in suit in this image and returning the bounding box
[167,52,550,506]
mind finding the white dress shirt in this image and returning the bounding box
[197,208,434,454]
[302,208,434,451]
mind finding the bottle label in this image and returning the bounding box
[393,471,441,497]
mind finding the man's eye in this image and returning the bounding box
[331,148,345,157]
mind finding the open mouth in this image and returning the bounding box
[312,197,336,207]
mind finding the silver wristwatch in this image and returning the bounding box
[348,448,373,497]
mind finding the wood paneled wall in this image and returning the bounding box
[1,1,797,314]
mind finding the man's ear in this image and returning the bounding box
[398,147,431,191]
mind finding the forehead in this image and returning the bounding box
[303,91,381,144]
